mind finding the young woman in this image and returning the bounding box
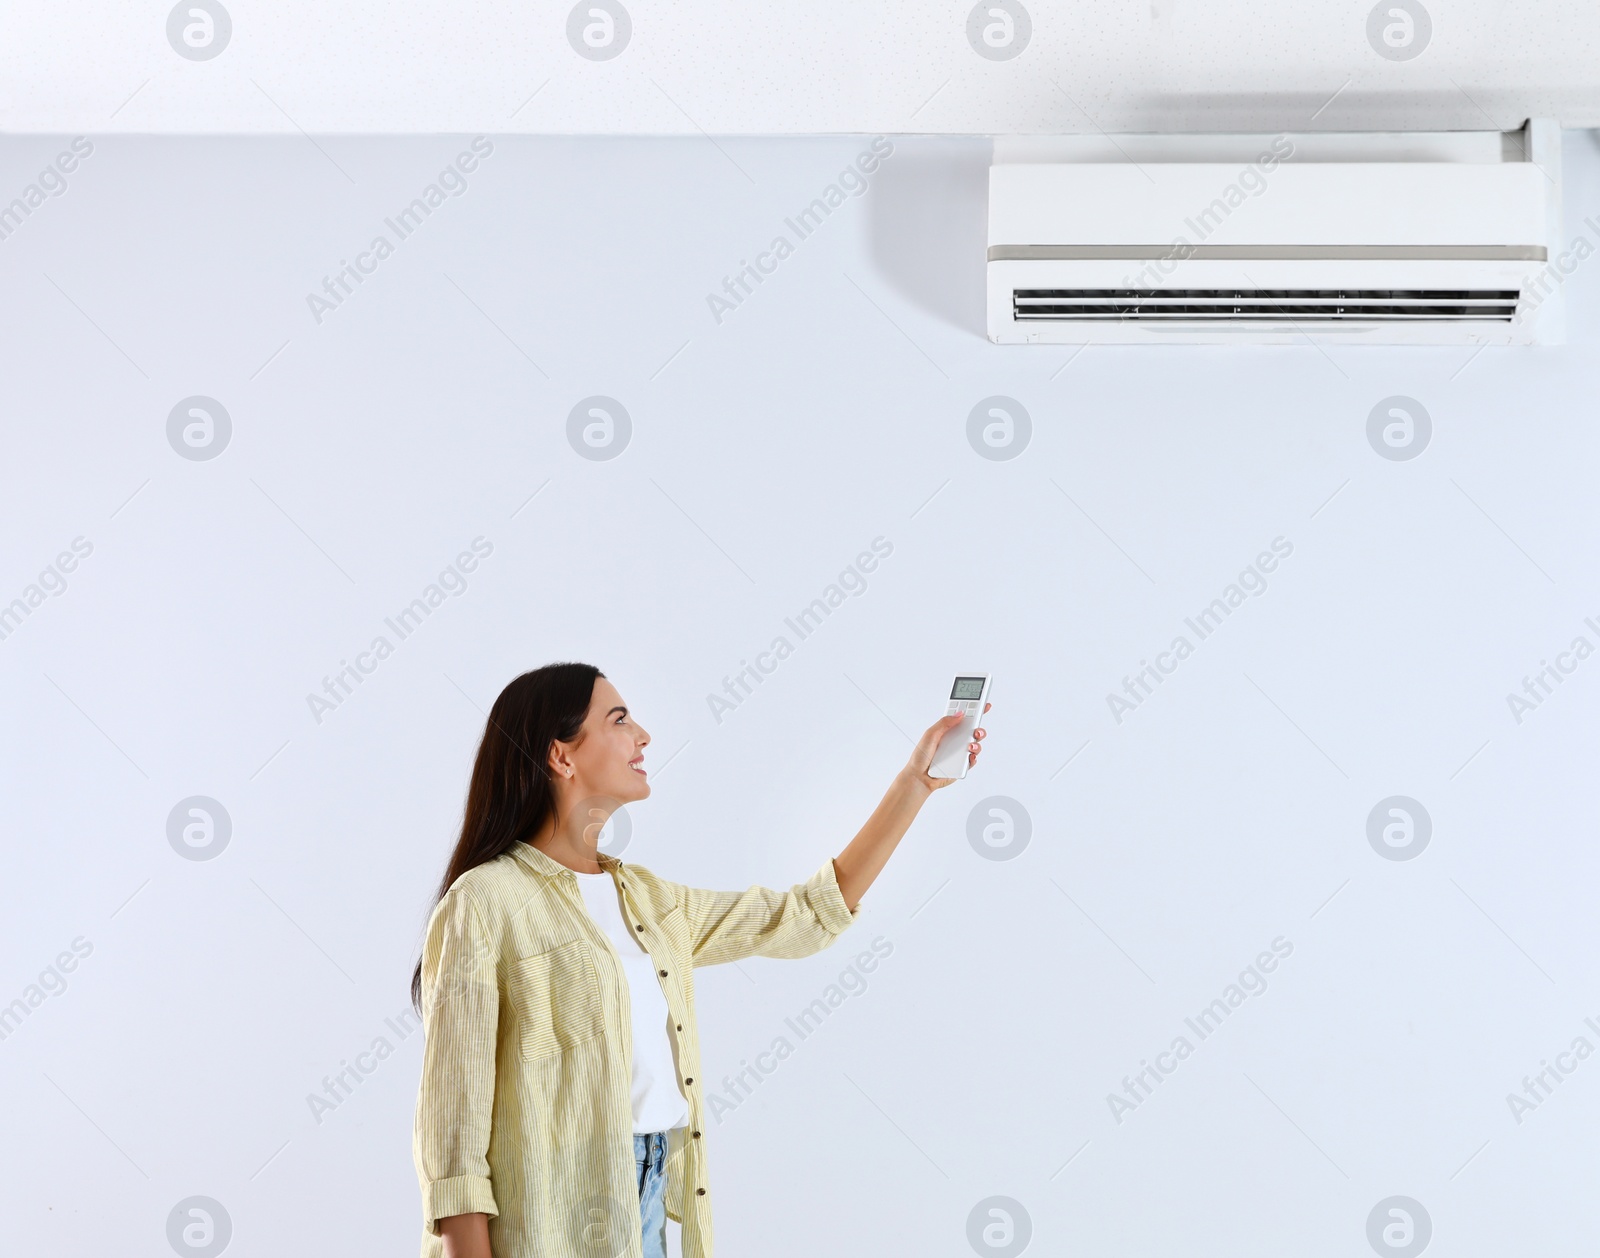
[411,662,989,1258]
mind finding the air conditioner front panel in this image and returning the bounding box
[987,163,1549,249]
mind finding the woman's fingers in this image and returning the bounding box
[968,702,992,762]
[972,702,992,751]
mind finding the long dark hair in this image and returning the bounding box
[410,662,603,1012]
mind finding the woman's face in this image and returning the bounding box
[558,676,651,805]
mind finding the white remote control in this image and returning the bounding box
[929,674,991,780]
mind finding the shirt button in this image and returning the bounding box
[685,1077,693,1085]
[692,1130,701,1139]
[676,1024,682,1031]
[635,924,644,932]
[696,1188,706,1196]
[659,969,668,977]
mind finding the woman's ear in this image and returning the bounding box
[547,740,574,781]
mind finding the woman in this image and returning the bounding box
[411,662,989,1258]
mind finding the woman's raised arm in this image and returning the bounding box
[833,706,989,911]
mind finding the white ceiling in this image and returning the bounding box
[3,0,1600,135]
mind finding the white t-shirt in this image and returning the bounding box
[573,869,689,1134]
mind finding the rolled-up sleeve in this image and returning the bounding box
[674,856,859,968]
[413,883,501,1235]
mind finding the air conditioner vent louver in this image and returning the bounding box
[1013,288,1521,323]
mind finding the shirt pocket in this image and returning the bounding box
[507,939,604,1061]
[654,905,689,960]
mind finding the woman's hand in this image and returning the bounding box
[834,701,994,910]
[904,702,991,792]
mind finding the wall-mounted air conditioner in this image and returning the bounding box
[987,126,1562,346]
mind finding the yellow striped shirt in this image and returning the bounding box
[413,839,860,1257]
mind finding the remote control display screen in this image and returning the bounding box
[951,677,985,700]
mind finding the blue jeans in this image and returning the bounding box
[635,1130,669,1258]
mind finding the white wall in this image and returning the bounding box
[5,0,1600,133]
[3,129,1600,1256]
